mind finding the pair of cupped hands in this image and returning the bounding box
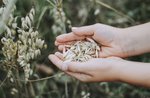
[49,23,136,82]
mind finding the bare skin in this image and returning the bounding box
[49,22,150,87]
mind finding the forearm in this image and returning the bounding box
[121,22,150,56]
[115,60,150,87]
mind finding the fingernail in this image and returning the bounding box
[62,60,70,71]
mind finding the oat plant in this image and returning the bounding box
[0,1,46,97]
[47,0,71,35]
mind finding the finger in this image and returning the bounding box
[58,45,65,51]
[64,61,88,73]
[49,54,85,72]
[107,56,122,60]
[58,44,74,51]
[55,41,75,46]
[48,54,63,69]
[56,33,85,43]
[66,72,92,82]
[49,54,90,72]
[107,56,123,61]
[55,41,65,46]
[55,41,60,46]
[72,25,95,36]
[54,52,64,60]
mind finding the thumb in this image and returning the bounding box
[72,25,95,36]
[99,51,109,58]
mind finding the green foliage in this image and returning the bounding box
[0,0,150,98]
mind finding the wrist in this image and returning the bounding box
[112,59,129,82]
[114,60,150,87]
[105,58,126,82]
[117,28,139,57]
[120,24,150,57]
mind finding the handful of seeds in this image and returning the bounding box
[63,38,100,62]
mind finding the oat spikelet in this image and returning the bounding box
[63,38,100,62]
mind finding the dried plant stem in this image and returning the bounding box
[30,87,35,98]
[0,73,8,87]
[57,0,67,34]
[65,81,69,98]
[61,15,67,34]
[15,72,64,82]
[0,0,17,34]
[73,81,79,98]
[15,69,22,98]
[94,0,135,24]
[36,6,49,29]
[47,0,55,8]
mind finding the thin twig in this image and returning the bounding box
[46,0,56,8]
[36,6,49,29]
[15,72,64,82]
[0,73,8,87]
[65,80,69,98]
[73,81,79,98]
[0,0,17,34]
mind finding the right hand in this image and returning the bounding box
[55,23,130,58]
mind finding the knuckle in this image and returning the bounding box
[78,76,90,82]
[56,36,61,40]
[56,34,66,39]
[58,46,63,51]
[93,23,101,28]
[55,41,58,46]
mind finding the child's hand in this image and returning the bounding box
[49,52,122,82]
[55,23,130,58]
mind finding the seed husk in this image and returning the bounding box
[63,38,100,62]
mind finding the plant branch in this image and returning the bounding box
[15,72,64,82]
[0,73,8,88]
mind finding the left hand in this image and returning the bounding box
[49,52,122,82]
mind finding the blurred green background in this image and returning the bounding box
[0,0,150,98]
